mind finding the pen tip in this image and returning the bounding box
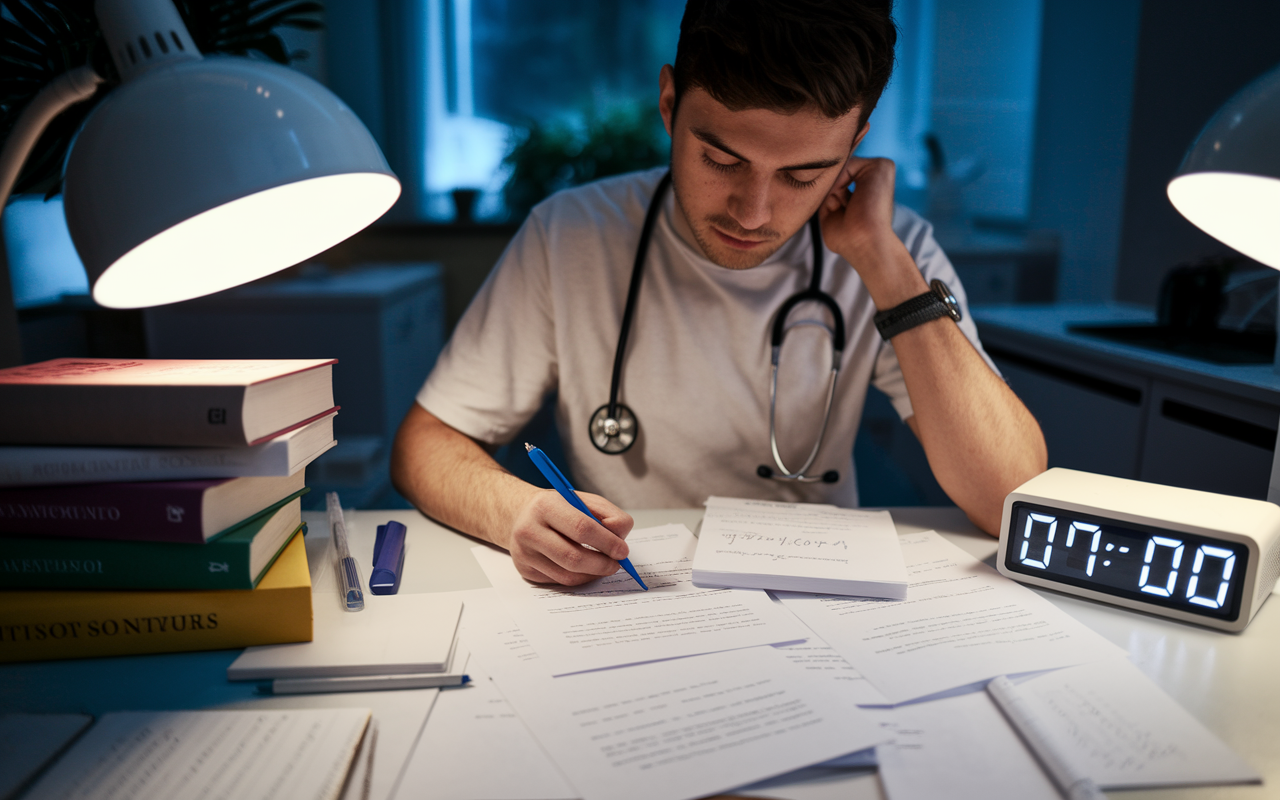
[524,442,534,452]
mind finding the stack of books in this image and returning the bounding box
[0,358,339,664]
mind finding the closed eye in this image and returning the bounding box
[702,152,741,173]
[783,170,823,189]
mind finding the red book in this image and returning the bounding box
[0,471,306,543]
[0,358,336,447]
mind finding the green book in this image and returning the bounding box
[0,494,306,591]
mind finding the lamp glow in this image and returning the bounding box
[1167,172,1280,270]
[92,173,401,308]
[1167,63,1280,269]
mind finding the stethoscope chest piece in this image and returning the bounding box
[590,404,638,454]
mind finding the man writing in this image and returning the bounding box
[392,0,1046,586]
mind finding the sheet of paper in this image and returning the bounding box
[24,708,370,800]
[0,713,93,800]
[393,588,577,800]
[876,689,1062,800]
[473,523,808,675]
[772,640,889,707]
[466,607,886,800]
[1016,658,1259,788]
[776,530,1126,704]
[219,688,437,800]
[695,497,907,598]
[395,668,578,800]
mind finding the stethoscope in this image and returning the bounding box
[588,171,844,484]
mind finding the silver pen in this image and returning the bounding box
[327,491,364,611]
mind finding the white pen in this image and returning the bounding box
[987,675,1106,800]
[327,491,364,611]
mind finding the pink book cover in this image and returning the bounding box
[0,358,336,386]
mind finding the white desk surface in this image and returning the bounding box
[2,506,1277,800]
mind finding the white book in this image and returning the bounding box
[0,412,335,487]
[228,592,463,680]
[692,496,909,598]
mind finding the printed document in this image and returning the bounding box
[465,608,886,800]
[694,497,907,598]
[473,523,808,675]
[24,708,370,800]
[395,668,578,800]
[777,531,1125,703]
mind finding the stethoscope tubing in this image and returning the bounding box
[595,171,846,483]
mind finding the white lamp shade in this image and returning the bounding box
[1167,63,1280,269]
[63,56,401,308]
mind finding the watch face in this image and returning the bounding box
[930,279,962,322]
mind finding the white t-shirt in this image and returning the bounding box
[418,167,996,508]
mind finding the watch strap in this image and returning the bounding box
[874,291,950,340]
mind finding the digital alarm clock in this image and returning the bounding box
[997,468,1280,632]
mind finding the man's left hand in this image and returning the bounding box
[818,156,928,309]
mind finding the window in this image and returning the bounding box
[415,0,1042,224]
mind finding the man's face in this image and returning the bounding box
[659,65,868,270]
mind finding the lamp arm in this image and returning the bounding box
[0,65,105,219]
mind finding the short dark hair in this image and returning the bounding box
[673,0,897,126]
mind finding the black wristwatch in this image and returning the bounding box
[873,279,962,340]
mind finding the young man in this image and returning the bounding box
[392,0,1046,586]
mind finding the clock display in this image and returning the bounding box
[1004,502,1250,621]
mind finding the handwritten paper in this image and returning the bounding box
[464,607,886,800]
[473,524,808,675]
[24,708,370,800]
[777,531,1126,704]
[694,497,907,598]
[1016,659,1259,788]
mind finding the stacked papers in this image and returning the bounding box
[693,497,908,598]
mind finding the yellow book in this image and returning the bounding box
[0,532,312,663]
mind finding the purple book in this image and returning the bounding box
[0,471,305,543]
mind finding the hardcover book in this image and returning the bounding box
[0,413,335,487]
[0,495,306,591]
[0,358,337,447]
[0,471,306,542]
[0,531,313,663]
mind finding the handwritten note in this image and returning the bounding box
[1017,659,1259,788]
[692,497,907,598]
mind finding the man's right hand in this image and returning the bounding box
[501,490,634,586]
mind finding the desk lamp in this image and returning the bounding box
[0,0,400,310]
[1166,63,1280,499]
[1166,63,1280,271]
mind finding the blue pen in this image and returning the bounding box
[524,443,649,590]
